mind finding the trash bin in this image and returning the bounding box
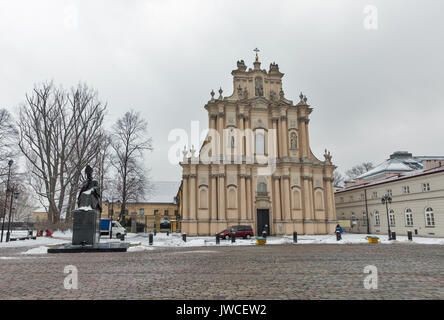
[256,237,266,245]
[366,235,379,244]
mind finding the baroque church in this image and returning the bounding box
[179,53,337,236]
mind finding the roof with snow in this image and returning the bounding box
[336,165,444,194]
[356,151,444,181]
[145,181,181,204]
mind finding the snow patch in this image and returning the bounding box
[22,246,48,255]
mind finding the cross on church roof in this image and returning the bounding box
[253,47,260,61]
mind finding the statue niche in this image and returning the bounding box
[255,77,264,97]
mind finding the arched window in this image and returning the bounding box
[389,209,396,226]
[374,210,380,226]
[292,189,301,209]
[315,190,324,210]
[425,207,435,227]
[255,132,265,155]
[405,208,413,226]
[228,187,237,209]
[199,188,208,209]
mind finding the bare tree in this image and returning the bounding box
[333,171,345,187]
[111,110,152,223]
[0,109,18,177]
[18,82,106,223]
[64,84,107,220]
[345,162,374,180]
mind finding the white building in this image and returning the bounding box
[335,153,444,237]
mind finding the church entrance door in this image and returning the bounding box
[256,209,270,236]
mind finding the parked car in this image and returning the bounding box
[219,225,254,240]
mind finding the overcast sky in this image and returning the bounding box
[1,0,443,182]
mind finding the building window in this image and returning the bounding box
[405,208,413,226]
[425,207,435,227]
[360,194,365,200]
[340,197,344,203]
[403,186,410,194]
[374,211,380,226]
[422,183,430,192]
[257,182,267,195]
[349,195,354,202]
[387,189,392,197]
[372,191,377,199]
[362,212,367,226]
[389,209,396,226]
[164,210,169,216]
[154,210,159,215]
[255,132,265,155]
[139,208,144,215]
[174,210,179,217]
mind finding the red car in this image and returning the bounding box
[219,225,254,240]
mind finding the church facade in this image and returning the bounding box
[179,55,337,236]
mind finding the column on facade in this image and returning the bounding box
[218,173,226,220]
[182,175,189,220]
[325,177,335,221]
[189,174,196,220]
[210,173,218,220]
[281,115,288,157]
[246,175,252,220]
[238,114,245,157]
[271,118,279,161]
[304,118,310,157]
[240,174,247,220]
[302,176,313,220]
[282,175,291,220]
[298,117,308,158]
[218,112,224,157]
[209,114,217,159]
[273,176,282,220]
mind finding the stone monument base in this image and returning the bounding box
[48,242,128,253]
[72,209,100,245]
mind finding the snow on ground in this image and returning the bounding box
[0,230,443,255]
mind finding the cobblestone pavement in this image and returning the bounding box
[0,243,443,299]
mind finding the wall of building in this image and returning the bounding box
[335,170,444,237]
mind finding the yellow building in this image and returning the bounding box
[101,181,181,232]
[179,56,337,236]
[32,208,49,222]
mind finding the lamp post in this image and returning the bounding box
[1,160,13,243]
[6,186,19,242]
[381,194,392,240]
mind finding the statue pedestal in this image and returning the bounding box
[72,209,100,245]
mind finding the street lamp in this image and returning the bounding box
[6,187,19,242]
[381,193,392,240]
[1,160,13,242]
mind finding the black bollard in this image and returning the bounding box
[262,230,267,239]
[216,233,220,245]
[149,233,153,245]
[293,232,297,243]
[154,228,157,236]
[182,233,186,242]
[407,230,412,241]
[167,231,169,236]
[391,232,396,240]
[120,234,125,241]
[231,231,236,243]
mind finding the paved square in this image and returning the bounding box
[0,243,442,299]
